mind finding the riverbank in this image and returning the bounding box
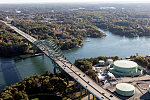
[2,27,150,93]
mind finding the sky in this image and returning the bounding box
[0,0,150,4]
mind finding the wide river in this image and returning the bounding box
[1,28,150,90]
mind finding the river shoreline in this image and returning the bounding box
[13,53,44,61]
[1,27,150,91]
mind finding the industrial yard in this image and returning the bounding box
[103,74,150,99]
[93,58,150,100]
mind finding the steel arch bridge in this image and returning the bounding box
[1,20,120,100]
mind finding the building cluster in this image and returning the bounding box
[92,58,150,97]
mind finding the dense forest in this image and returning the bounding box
[1,3,150,57]
[0,19,104,57]
[11,20,104,50]
[131,56,150,69]
[1,3,149,38]
[0,22,32,57]
[0,71,85,100]
[0,72,67,99]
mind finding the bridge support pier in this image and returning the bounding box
[85,89,87,95]
[52,60,57,73]
[28,41,30,46]
[88,92,90,100]
[96,97,99,100]
[93,95,94,100]
[33,46,36,55]
[42,54,44,60]
[80,85,82,100]
[54,67,56,74]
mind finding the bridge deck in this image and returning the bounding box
[1,20,120,100]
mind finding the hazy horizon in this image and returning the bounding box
[0,0,150,4]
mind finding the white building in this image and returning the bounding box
[98,60,105,66]
[98,73,105,81]
[106,59,113,65]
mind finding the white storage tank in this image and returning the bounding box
[113,60,138,73]
[106,59,113,65]
[109,60,142,76]
[98,60,105,66]
[116,83,135,96]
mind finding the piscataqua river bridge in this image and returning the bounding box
[1,20,120,100]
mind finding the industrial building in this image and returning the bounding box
[98,60,105,66]
[116,83,135,96]
[109,60,142,77]
[98,73,105,81]
[106,59,113,65]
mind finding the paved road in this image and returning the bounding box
[1,20,120,100]
[1,20,37,43]
[104,74,150,89]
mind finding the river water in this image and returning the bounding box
[1,28,150,90]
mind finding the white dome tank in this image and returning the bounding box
[116,83,135,96]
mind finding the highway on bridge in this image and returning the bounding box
[0,20,120,100]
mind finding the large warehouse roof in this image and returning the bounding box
[114,60,138,68]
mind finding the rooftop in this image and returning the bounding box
[116,83,135,91]
[99,60,105,62]
[114,60,138,68]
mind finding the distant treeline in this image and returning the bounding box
[0,18,104,57]
[11,20,104,50]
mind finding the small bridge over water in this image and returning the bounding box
[1,20,120,100]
